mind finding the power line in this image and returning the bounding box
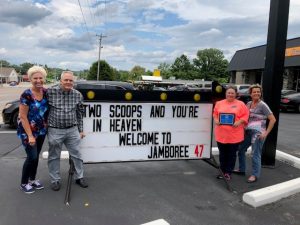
[104,0,107,34]
[94,0,108,31]
[77,0,93,43]
[86,0,96,28]
[95,0,101,24]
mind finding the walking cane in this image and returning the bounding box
[64,158,75,205]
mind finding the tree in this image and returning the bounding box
[158,62,172,79]
[77,70,89,80]
[88,60,114,80]
[20,62,34,74]
[130,65,145,81]
[11,64,22,73]
[47,67,63,81]
[114,70,131,81]
[193,48,229,82]
[0,60,10,67]
[171,54,198,80]
[145,70,152,76]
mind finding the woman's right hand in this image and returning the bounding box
[28,135,36,146]
[214,119,220,126]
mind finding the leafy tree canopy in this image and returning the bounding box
[130,65,145,81]
[158,62,172,79]
[0,60,10,67]
[88,60,114,80]
[171,54,198,80]
[20,62,35,74]
[193,48,229,82]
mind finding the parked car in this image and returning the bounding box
[221,83,251,93]
[74,80,135,90]
[2,81,135,128]
[152,86,166,91]
[281,89,297,97]
[2,99,20,128]
[280,92,300,112]
[235,84,251,93]
[9,81,18,86]
[237,88,251,104]
[168,83,211,92]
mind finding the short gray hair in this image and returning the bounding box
[60,71,74,80]
[27,66,47,81]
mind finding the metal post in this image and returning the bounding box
[262,0,290,166]
[96,34,107,81]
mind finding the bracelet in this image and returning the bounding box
[28,135,34,138]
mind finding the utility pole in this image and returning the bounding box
[0,61,2,84]
[96,33,107,81]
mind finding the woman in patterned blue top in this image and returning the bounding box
[17,66,48,194]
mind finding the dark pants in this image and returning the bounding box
[21,135,45,184]
[217,142,240,174]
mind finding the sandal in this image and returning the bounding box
[247,175,257,183]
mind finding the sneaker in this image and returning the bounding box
[216,174,224,179]
[20,184,35,194]
[51,181,61,191]
[75,178,88,188]
[30,180,44,190]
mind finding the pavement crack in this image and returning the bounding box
[0,144,21,158]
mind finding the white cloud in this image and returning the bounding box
[0,0,299,71]
[0,1,51,27]
[0,48,7,54]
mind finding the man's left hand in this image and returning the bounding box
[80,132,86,139]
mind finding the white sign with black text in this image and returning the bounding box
[81,102,213,163]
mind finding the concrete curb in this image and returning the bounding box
[141,219,170,225]
[212,147,300,208]
[243,178,300,208]
[276,149,300,169]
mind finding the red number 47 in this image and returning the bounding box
[194,144,204,158]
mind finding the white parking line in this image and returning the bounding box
[141,219,170,225]
[0,131,16,134]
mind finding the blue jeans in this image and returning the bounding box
[21,135,46,184]
[48,127,84,183]
[237,130,265,178]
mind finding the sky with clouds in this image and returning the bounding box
[0,0,300,72]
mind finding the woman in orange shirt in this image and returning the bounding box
[213,86,249,180]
